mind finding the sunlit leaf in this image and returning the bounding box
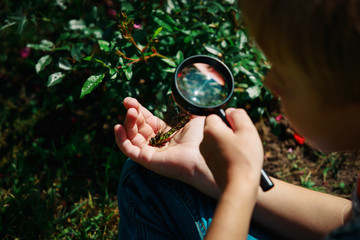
[68,19,86,30]
[204,45,221,57]
[47,72,65,87]
[27,39,54,51]
[58,57,72,71]
[161,58,177,67]
[152,27,163,39]
[35,55,52,73]
[109,68,118,79]
[162,68,176,73]
[175,50,184,64]
[80,73,105,98]
[16,14,27,34]
[246,86,261,99]
[122,67,132,80]
[98,40,110,52]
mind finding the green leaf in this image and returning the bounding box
[98,40,110,52]
[0,21,16,32]
[27,39,54,51]
[68,19,86,30]
[122,67,132,80]
[71,46,82,62]
[35,55,52,73]
[152,10,178,32]
[175,51,184,64]
[2,13,27,34]
[55,0,67,10]
[82,56,111,69]
[58,57,72,71]
[80,73,105,98]
[204,44,221,57]
[246,86,261,99]
[109,68,118,79]
[83,56,92,61]
[16,14,27,34]
[152,27,163,39]
[47,72,65,87]
[161,58,177,67]
[53,45,71,51]
[204,2,226,14]
[162,68,176,73]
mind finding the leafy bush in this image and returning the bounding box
[0,0,274,239]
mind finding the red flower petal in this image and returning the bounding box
[294,133,305,145]
[275,114,283,122]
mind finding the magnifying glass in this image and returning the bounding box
[172,55,274,192]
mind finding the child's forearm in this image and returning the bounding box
[253,178,352,239]
[205,180,258,240]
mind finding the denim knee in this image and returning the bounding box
[117,159,216,240]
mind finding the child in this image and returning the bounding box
[114,0,360,239]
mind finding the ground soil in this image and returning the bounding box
[257,115,360,199]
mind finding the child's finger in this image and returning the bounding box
[123,97,154,120]
[225,108,255,133]
[203,114,233,139]
[133,109,159,140]
[123,97,166,134]
[114,124,141,159]
[124,108,139,140]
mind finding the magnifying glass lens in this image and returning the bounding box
[177,63,230,107]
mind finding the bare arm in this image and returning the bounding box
[201,109,263,239]
[205,178,259,240]
[253,178,352,240]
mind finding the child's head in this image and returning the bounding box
[239,0,360,151]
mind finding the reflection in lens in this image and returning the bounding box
[176,63,229,107]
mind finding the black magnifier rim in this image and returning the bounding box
[172,55,234,116]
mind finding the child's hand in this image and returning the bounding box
[114,97,220,198]
[200,108,264,192]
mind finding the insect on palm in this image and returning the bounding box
[148,113,191,148]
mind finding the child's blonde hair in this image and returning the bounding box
[239,0,360,103]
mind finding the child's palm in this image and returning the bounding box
[114,97,217,197]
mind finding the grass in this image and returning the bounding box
[0,86,125,239]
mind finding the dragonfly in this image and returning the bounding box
[149,113,191,148]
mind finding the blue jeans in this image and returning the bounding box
[118,159,279,240]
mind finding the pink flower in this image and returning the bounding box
[134,23,142,29]
[294,133,305,145]
[287,147,293,153]
[20,47,31,59]
[107,8,117,18]
[275,114,283,123]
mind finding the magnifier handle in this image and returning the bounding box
[260,169,274,191]
[218,109,231,127]
[217,109,274,192]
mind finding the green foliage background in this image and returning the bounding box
[0,0,273,239]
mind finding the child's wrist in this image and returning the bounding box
[223,174,260,198]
